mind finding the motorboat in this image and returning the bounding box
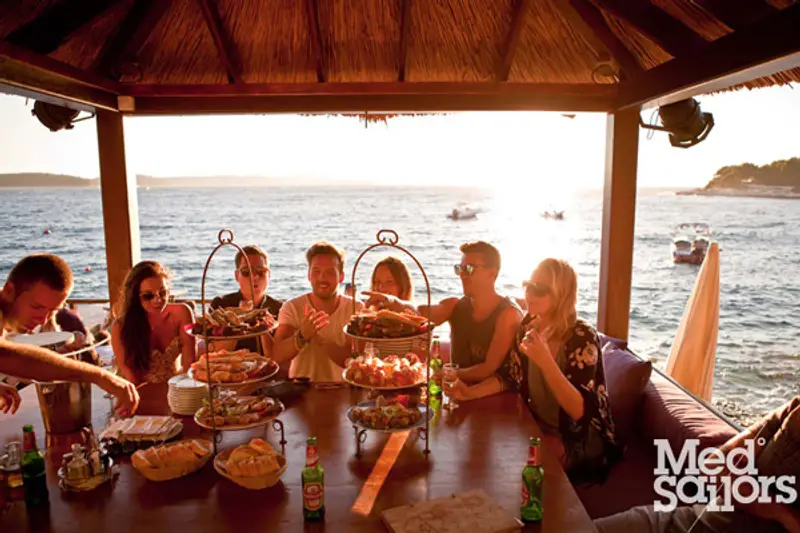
[447,205,480,220]
[541,210,565,220]
[673,223,712,265]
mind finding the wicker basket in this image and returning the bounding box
[214,449,287,490]
[132,439,213,482]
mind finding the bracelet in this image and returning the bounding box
[294,331,308,351]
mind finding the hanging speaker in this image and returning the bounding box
[31,101,94,132]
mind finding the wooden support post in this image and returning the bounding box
[597,107,639,340]
[96,110,140,312]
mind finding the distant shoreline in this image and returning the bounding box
[676,189,800,200]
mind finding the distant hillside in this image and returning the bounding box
[704,157,800,191]
[0,173,97,187]
[0,173,367,188]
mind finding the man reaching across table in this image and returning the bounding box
[0,254,139,415]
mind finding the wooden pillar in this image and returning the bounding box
[96,110,140,313]
[597,108,639,340]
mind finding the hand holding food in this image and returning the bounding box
[346,309,430,339]
[0,382,21,414]
[344,353,424,388]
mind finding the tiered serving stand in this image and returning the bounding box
[343,229,434,458]
[188,229,286,454]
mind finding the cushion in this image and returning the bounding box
[641,372,738,453]
[598,333,628,350]
[602,342,652,444]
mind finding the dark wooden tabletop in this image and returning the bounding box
[0,382,597,533]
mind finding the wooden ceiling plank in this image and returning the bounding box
[93,0,171,79]
[0,44,119,110]
[694,0,777,31]
[560,0,642,77]
[4,0,124,55]
[591,0,707,58]
[305,0,325,83]
[196,0,242,85]
[618,3,800,109]
[398,0,412,82]
[497,0,533,81]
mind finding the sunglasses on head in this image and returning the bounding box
[523,282,550,298]
[140,288,169,302]
[454,263,486,277]
[239,266,269,278]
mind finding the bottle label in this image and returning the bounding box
[306,445,318,468]
[527,445,539,466]
[521,483,530,506]
[23,431,37,452]
[303,482,324,511]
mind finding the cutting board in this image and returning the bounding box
[381,489,521,533]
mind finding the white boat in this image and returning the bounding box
[673,223,712,265]
[447,204,480,220]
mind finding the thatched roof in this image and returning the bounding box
[0,0,798,114]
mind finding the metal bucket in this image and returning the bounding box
[35,381,92,434]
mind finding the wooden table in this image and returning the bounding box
[0,383,597,533]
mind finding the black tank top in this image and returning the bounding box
[450,296,520,370]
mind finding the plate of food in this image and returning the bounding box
[348,396,431,432]
[194,394,284,431]
[188,349,279,385]
[186,306,274,340]
[344,310,431,341]
[343,353,426,390]
[131,439,213,482]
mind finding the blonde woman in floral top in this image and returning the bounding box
[506,258,621,483]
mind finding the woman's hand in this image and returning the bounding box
[361,291,400,312]
[0,383,21,414]
[519,327,553,369]
[446,379,472,401]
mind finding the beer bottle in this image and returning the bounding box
[22,425,48,507]
[520,436,543,523]
[428,336,443,397]
[302,437,324,521]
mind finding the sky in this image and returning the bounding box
[0,83,797,189]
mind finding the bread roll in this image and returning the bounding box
[240,457,261,477]
[229,445,259,463]
[189,440,210,458]
[248,438,274,456]
[132,450,154,470]
[227,459,244,477]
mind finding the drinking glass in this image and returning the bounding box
[442,363,459,411]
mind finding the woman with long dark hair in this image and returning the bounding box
[111,261,196,384]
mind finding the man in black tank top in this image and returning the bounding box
[364,241,521,399]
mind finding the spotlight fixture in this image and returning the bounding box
[639,98,714,148]
[31,101,94,132]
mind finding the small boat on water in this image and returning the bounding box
[541,210,565,220]
[447,205,480,220]
[673,222,712,265]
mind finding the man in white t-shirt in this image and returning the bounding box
[273,242,362,382]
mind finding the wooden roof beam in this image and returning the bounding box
[197,0,242,85]
[694,0,777,32]
[590,0,707,58]
[398,0,411,82]
[558,0,642,78]
[497,0,532,81]
[4,0,124,55]
[618,3,800,110]
[124,83,617,114]
[0,43,119,111]
[305,0,325,83]
[93,0,170,80]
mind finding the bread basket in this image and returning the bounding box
[214,448,287,490]
[132,439,213,482]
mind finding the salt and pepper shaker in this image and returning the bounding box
[66,443,90,480]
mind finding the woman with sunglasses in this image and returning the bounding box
[506,258,621,482]
[111,261,196,384]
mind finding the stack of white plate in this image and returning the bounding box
[167,374,208,416]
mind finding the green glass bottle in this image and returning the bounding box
[520,437,543,523]
[428,337,443,397]
[302,437,325,521]
[21,425,48,507]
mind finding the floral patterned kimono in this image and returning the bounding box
[506,316,622,483]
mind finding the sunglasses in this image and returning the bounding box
[239,267,269,278]
[523,282,550,298]
[454,263,487,277]
[140,288,169,302]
